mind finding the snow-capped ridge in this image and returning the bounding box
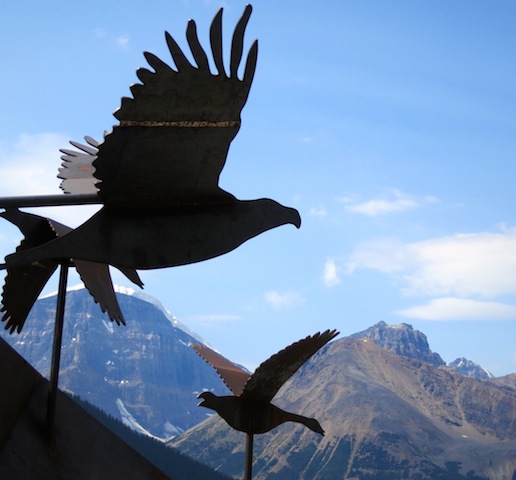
[113,285,208,345]
[40,283,208,346]
[448,357,494,380]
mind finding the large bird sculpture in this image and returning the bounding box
[0,208,142,332]
[193,329,338,478]
[4,5,301,275]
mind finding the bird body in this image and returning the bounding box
[6,199,300,270]
[198,392,324,435]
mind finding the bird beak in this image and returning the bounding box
[290,208,302,229]
[197,392,206,407]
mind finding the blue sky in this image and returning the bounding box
[1,1,516,376]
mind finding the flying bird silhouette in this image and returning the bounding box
[0,208,142,332]
[194,329,339,435]
[5,5,300,274]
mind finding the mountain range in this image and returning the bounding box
[171,337,516,479]
[0,285,230,438]
[1,286,514,479]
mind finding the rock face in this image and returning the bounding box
[0,286,230,439]
[351,320,446,366]
[351,321,495,380]
[171,338,516,480]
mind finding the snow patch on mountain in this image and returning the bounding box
[101,319,114,334]
[115,399,168,442]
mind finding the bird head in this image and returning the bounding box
[197,391,217,409]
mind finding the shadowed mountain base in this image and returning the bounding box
[0,337,169,480]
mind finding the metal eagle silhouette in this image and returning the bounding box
[193,329,338,479]
[1,5,300,331]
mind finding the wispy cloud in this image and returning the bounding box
[0,133,67,195]
[347,228,516,298]
[116,34,130,49]
[309,205,327,217]
[322,259,341,287]
[264,290,305,309]
[0,133,101,227]
[186,314,243,326]
[397,298,516,320]
[93,28,106,39]
[344,226,516,320]
[342,189,437,217]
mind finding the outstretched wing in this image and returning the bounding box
[58,136,101,194]
[86,5,258,203]
[0,210,60,333]
[241,330,339,402]
[1,242,57,333]
[193,343,251,396]
[0,209,141,330]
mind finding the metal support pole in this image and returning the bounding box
[244,432,254,480]
[0,193,102,209]
[45,261,69,444]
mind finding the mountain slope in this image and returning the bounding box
[171,338,516,480]
[0,286,230,438]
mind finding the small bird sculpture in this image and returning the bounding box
[193,329,338,479]
[0,208,142,332]
[5,5,300,274]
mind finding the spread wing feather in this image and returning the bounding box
[80,5,258,203]
[193,343,251,396]
[241,330,339,402]
[58,136,100,194]
[1,241,58,333]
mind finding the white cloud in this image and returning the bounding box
[0,133,68,195]
[346,228,516,298]
[93,28,106,39]
[346,238,413,274]
[323,259,341,287]
[264,290,305,309]
[116,34,130,49]
[186,314,243,326]
[0,133,101,227]
[397,297,516,321]
[342,189,437,217]
[309,205,327,217]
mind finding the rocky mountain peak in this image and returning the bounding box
[350,320,446,366]
[449,357,494,380]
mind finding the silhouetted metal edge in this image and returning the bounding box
[0,194,102,208]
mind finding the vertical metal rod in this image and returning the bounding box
[244,432,254,480]
[45,261,69,443]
